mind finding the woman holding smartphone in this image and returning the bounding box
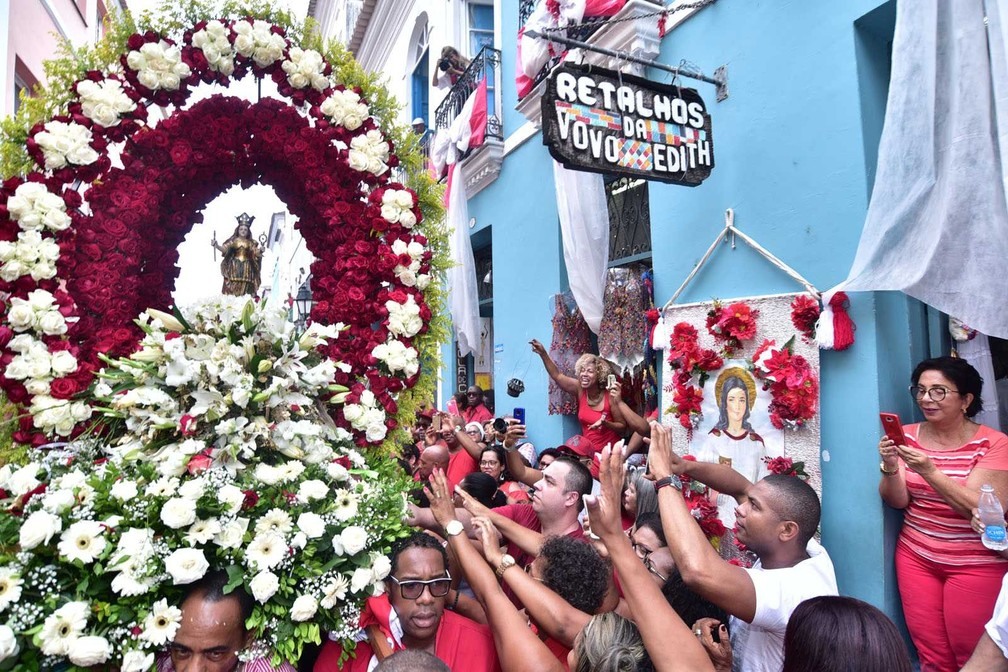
[878,355,1008,671]
[530,339,626,455]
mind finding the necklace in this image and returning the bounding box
[586,389,604,407]
[922,420,975,449]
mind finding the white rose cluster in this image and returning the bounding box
[380,189,418,228]
[348,129,390,175]
[76,78,136,127]
[0,229,60,281]
[5,333,79,402]
[5,289,67,335]
[319,88,369,131]
[125,40,192,91]
[281,47,329,91]
[233,20,288,68]
[389,238,429,289]
[28,394,92,436]
[6,182,71,233]
[191,20,236,75]
[342,389,388,442]
[385,294,424,338]
[371,340,419,378]
[33,120,99,170]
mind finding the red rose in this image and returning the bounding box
[186,451,213,475]
[242,489,259,510]
[49,377,79,399]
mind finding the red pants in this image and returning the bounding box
[896,543,1007,671]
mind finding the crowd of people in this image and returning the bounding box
[165,351,1008,672]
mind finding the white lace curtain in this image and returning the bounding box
[830,0,1008,339]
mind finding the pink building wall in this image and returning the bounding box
[2,0,125,117]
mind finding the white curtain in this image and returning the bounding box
[830,0,1008,338]
[958,333,1002,431]
[446,163,482,357]
[553,161,609,333]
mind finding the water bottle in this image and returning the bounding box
[979,484,1008,552]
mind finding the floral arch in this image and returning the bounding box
[0,5,449,449]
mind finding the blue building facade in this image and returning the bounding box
[439,0,940,625]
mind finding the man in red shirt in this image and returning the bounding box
[314,532,499,672]
[462,386,493,425]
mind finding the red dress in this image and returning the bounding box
[577,393,623,455]
[313,594,500,672]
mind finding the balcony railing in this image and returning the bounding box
[517,0,608,98]
[434,45,503,146]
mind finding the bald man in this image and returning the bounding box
[414,444,449,482]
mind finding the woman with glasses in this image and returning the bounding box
[878,355,1008,671]
[479,445,530,505]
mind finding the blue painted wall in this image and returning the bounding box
[440,0,931,626]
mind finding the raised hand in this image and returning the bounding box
[529,339,547,356]
[472,516,505,566]
[423,468,456,527]
[455,482,491,519]
[693,618,733,672]
[583,442,626,540]
[647,421,684,480]
[503,423,526,449]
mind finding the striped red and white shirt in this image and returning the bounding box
[899,423,1008,566]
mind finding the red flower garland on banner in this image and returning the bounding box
[706,300,759,356]
[665,323,723,430]
[790,294,820,343]
[763,455,809,480]
[0,19,435,447]
[752,338,819,430]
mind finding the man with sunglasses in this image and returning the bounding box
[314,532,498,672]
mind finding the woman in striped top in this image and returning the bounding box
[878,356,1008,671]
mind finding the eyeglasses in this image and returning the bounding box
[387,573,452,600]
[479,460,500,468]
[909,385,960,402]
[645,557,667,584]
[631,541,653,561]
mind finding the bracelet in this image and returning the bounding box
[450,589,461,611]
[879,461,898,476]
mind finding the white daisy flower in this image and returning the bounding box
[39,600,89,656]
[57,520,107,564]
[140,599,182,646]
[253,508,293,536]
[0,568,23,611]
[245,532,288,572]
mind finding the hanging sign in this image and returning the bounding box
[542,63,714,186]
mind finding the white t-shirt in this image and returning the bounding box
[729,539,839,672]
[986,573,1008,657]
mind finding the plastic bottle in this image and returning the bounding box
[979,484,1008,552]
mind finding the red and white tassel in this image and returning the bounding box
[815,290,856,351]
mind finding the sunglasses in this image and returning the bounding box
[387,573,452,600]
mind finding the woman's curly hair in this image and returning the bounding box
[539,535,610,615]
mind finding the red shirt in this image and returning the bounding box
[446,448,478,493]
[463,404,494,425]
[493,504,587,568]
[577,393,622,455]
[313,595,500,672]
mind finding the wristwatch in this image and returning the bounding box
[444,520,464,537]
[495,554,516,578]
[655,475,682,491]
[452,425,462,433]
[879,461,898,476]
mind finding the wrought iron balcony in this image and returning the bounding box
[433,45,503,145]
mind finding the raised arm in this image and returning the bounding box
[503,424,543,488]
[586,443,715,672]
[445,413,483,462]
[426,470,565,672]
[530,339,579,397]
[611,382,650,438]
[456,487,545,557]
[649,422,758,624]
[676,455,754,502]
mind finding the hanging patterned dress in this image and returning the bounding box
[598,267,646,373]
[548,292,592,415]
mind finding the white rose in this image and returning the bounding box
[6,303,34,331]
[296,512,326,539]
[350,566,373,593]
[298,479,329,502]
[110,479,139,501]
[68,635,112,666]
[164,548,209,585]
[160,497,198,529]
[371,554,392,581]
[42,488,75,513]
[19,509,62,548]
[8,463,40,496]
[290,594,318,622]
[36,311,66,336]
[340,526,368,555]
[213,517,250,549]
[0,624,18,661]
[365,423,388,443]
[249,570,280,603]
[50,350,78,376]
[217,484,246,514]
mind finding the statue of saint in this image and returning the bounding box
[213,213,265,297]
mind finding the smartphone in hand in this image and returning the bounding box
[513,407,525,425]
[879,412,906,446]
[431,414,442,433]
[607,374,616,390]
